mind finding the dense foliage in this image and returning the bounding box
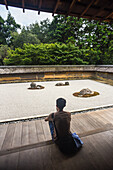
[0,13,113,65]
[4,43,89,65]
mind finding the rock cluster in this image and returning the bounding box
[55,82,69,86]
[28,82,44,90]
[73,88,99,98]
[79,88,93,96]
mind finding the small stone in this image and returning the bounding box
[37,85,44,89]
[65,82,69,85]
[55,83,64,86]
[30,82,37,89]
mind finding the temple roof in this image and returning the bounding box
[0,0,113,22]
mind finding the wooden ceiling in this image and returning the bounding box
[0,0,113,22]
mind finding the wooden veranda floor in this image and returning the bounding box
[0,108,113,170]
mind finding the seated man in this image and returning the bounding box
[45,98,83,154]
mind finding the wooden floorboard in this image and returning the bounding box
[85,132,113,170]
[28,120,38,144]
[18,148,43,170]
[90,110,109,124]
[11,122,22,148]
[71,115,85,133]
[41,145,55,170]
[0,124,8,150]
[100,110,113,123]
[82,136,109,170]
[35,119,45,142]
[1,130,113,170]
[77,113,96,130]
[0,140,53,157]
[41,119,52,141]
[1,123,16,150]
[0,108,113,170]
[78,123,113,138]
[21,121,29,146]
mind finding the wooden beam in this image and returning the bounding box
[78,124,113,138]
[38,0,42,15]
[67,0,77,15]
[105,11,113,19]
[68,12,112,22]
[4,0,8,10]
[22,0,25,13]
[93,1,111,18]
[52,0,60,16]
[94,0,100,5]
[0,140,53,156]
[80,0,95,17]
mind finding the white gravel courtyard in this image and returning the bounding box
[0,79,113,121]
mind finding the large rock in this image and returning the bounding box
[79,88,93,95]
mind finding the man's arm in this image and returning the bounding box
[45,113,53,121]
[45,117,49,121]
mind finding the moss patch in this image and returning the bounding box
[73,91,99,98]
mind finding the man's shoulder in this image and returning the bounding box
[64,111,71,118]
[62,111,71,115]
[55,111,71,117]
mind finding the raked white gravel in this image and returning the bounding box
[0,79,113,121]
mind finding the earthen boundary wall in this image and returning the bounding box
[0,65,113,83]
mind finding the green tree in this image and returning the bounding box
[11,27,40,48]
[0,16,6,45]
[26,19,50,43]
[102,40,113,64]
[1,13,113,65]
[1,12,21,46]
[28,22,40,40]
[47,15,85,44]
[3,43,88,65]
[0,44,9,65]
[39,19,50,43]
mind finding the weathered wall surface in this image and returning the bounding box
[0,65,113,82]
[0,65,96,74]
